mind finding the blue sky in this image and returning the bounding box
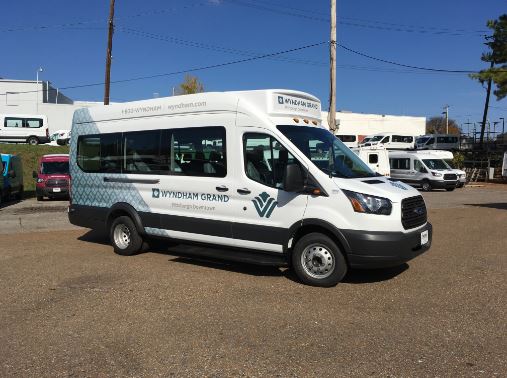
[1,0,506,134]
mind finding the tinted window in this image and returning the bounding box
[124,130,163,174]
[368,153,378,164]
[26,118,43,128]
[392,135,413,143]
[164,127,226,177]
[390,158,410,170]
[77,133,122,173]
[5,118,23,128]
[41,161,69,174]
[336,135,356,142]
[244,133,297,189]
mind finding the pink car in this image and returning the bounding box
[33,154,70,201]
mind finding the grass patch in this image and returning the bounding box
[1,143,69,197]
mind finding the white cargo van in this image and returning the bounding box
[68,90,432,287]
[0,114,50,145]
[352,146,390,177]
[359,132,415,150]
[389,151,458,191]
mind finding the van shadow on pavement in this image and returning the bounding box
[465,203,507,210]
[78,230,409,285]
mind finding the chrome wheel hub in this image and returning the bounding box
[301,243,334,279]
[113,224,131,249]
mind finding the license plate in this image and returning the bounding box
[421,230,429,245]
[52,188,61,192]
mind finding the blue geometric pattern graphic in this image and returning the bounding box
[69,109,151,212]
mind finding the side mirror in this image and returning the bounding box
[283,164,305,192]
[33,171,38,178]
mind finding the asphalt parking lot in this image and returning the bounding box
[0,186,506,377]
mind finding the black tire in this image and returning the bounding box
[27,136,39,145]
[291,232,347,287]
[14,186,23,200]
[446,187,455,192]
[36,195,43,201]
[110,216,143,256]
[421,180,432,192]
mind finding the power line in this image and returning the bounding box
[223,0,488,37]
[0,41,328,97]
[117,26,480,75]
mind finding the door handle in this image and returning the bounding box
[216,185,229,192]
[237,188,251,195]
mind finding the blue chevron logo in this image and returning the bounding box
[252,192,278,218]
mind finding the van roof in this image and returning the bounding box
[73,89,322,125]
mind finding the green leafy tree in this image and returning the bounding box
[470,14,507,100]
[470,14,507,147]
[426,116,460,135]
[175,74,204,95]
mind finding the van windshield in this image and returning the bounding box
[416,137,430,144]
[370,135,384,142]
[422,159,448,170]
[41,161,69,175]
[277,125,376,178]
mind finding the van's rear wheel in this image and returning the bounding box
[27,136,39,145]
[110,216,143,256]
[421,180,432,192]
[292,233,347,287]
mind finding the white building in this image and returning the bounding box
[0,78,102,134]
[322,111,426,142]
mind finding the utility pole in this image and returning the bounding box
[103,0,115,105]
[479,61,494,148]
[442,105,449,134]
[328,0,337,133]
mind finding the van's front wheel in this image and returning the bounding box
[27,136,39,145]
[421,180,432,192]
[110,216,143,256]
[292,233,347,287]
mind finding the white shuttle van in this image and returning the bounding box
[68,90,432,287]
[389,151,458,191]
[415,134,459,150]
[359,132,415,150]
[0,114,50,145]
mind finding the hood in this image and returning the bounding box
[332,176,419,203]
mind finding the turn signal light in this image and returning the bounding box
[303,119,309,124]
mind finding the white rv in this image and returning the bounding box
[0,114,50,145]
[352,146,390,177]
[68,89,431,287]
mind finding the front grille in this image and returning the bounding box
[46,179,69,187]
[444,173,457,180]
[401,195,427,230]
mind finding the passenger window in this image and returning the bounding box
[368,154,378,164]
[381,136,390,143]
[389,158,410,170]
[5,118,23,128]
[26,118,43,128]
[124,130,163,174]
[77,133,122,173]
[165,126,226,177]
[243,133,296,189]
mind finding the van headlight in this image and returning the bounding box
[37,178,45,183]
[342,190,392,215]
[431,171,442,177]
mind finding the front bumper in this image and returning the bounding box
[36,186,69,197]
[343,222,432,269]
[431,180,457,189]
